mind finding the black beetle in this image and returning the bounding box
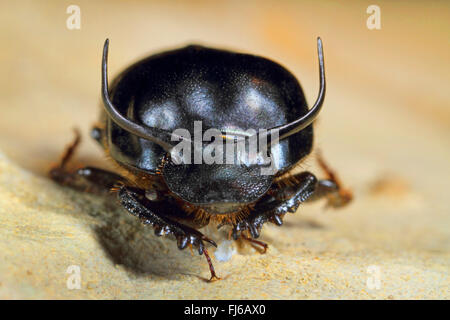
[50,37,352,281]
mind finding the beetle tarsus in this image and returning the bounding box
[241,233,268,254]
[202,247,221,282]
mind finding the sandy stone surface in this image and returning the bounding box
[0,1,448,299]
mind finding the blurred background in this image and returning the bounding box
[0,0,448,299]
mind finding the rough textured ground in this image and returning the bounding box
[0,1,448,299]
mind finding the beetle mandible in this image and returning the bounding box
[50,37,352,281]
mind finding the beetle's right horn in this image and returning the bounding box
[261,37,326,143]
[102,39,181,152]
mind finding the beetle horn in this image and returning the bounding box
[102,39,184,152]
[262,37,326,143]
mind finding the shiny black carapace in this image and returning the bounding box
[50,38,352,281]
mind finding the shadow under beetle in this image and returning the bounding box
[50,37,352,281]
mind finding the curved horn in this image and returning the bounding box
[102,39,179,152]
[263,37,326,142]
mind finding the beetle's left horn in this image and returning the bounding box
[262,37,326,143]
[102,39,181,152]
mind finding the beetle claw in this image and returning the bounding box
[197,241,204,255]
[202,236,217,248]
[232,219,262,240]
[272,214,283,226]
[248,224,260,239]
[154,226,164,236]
[177,236,189,250]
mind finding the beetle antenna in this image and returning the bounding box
[102,39,185,152]
[261,37,326,143]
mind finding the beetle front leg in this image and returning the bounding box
[231,171,318,241]
[232,162,352,242]
[117,185,220,281]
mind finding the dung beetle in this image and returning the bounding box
[50,37,352,281]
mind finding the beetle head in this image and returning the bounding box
[160,140,275,214]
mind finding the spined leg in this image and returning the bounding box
[117,185,220,281]
[49,129,127,194]
[231,171,318,240]
[231,160,352,241]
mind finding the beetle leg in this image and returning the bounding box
[312,152,353,208]
[52,166,129,195]
[51,128,81,171]
[241,232,268,253]
[202,247,221,281]
[231,165,351,240]
[231,171,317,240]
[117,185,219,281]
[49,130,128,194]
[50,161,127,195]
